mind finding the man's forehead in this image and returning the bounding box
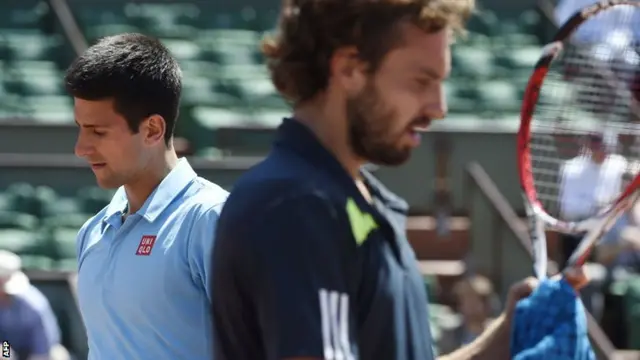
[74,99,124,125]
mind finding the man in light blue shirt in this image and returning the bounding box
[65,33,228,359]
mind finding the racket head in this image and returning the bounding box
[517,0,640,273]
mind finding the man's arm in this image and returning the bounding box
[211,192,357,360]
[438,278,538,360]
[437,314,510,360]
[188,202,225,302]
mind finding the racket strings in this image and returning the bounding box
[528,4,640,219]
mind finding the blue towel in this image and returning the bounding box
[510,278,596,360]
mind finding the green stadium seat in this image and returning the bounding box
[0,1,49,26]
[55,258,77,271]
[16,78,65,96]
[466,10,500,36]
[5,182,38,214]
[445,81,479,114]
[192,106,249,129]
[1,32,62,61]
[73,3,126,28]
[42,213,86,230]
[494,22,540,47]
[0,193,7,211]
[162,39,201,60]
[0,211,38,230]
[9,60,61,78]
[50,227,77,261]
[0,228,38,254]
[518,10,543,38]
[477,80,520,114]
[250,109,288,128]
[195,147,224,159]
[86,24,141,41]
[77,187,113,215]
[452,46,494,79]
[20,255,54,271]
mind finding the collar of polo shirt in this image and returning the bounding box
[277,118,409,213]
[102,158,198,224]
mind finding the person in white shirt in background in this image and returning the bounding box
[596,169,640,272]
[594,168,640,347]
[558,132,626,321]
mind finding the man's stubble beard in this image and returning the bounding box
[345,81,412,167]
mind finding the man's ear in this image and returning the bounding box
[141,115,166,146]
[329,46,368,95]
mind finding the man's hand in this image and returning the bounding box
[504,277,538,320]
[504,268,588,325]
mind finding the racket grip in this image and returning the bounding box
[559,266,589,290]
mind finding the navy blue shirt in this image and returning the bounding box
[211,119,435,360]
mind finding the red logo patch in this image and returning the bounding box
[136,235,157,256]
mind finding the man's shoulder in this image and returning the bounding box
[227,178,342,217]
[183,176,229,213]
[605,154,627,169]
[8,295,42,323]
[226,152,345,212]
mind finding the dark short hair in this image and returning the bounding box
[65,33,182,145]
[262,0,474,105]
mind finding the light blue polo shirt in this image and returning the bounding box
[76,158,228,359]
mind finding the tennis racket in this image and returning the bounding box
[518,0,640,286]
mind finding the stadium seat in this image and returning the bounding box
[195,147,225,159]
[20,254,54,271]
[192,106,250,130]
[50,227,77,261]
[466,9,500,36]
[445,81,478,114]
[0,210,38,230]
[477,80,521,115]
[77,187,113,215]
[0,228,38,254]
[451,46,495,79]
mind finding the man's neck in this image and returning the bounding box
[293,101,364,179]
[124,151,179,214]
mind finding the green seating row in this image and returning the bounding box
[0,183,111,271]
[0,183,113,221]
[0,227,77,268]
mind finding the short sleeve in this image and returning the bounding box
[211,193,358,360]
[187,203,223,302]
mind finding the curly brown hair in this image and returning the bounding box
[262,0,475,105]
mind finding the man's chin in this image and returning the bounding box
[368,150,412,167]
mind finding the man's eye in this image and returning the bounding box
[93,130,106,136]
[415,78,431,88]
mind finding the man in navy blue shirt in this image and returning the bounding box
[211,0,538,359]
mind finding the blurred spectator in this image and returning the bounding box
[558,133,626,268]
[593,170,640,347]
[438,275,498,355]
[596,171,640,271]
[0,251,69,360]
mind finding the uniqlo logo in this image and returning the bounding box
[136,235,157,256]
